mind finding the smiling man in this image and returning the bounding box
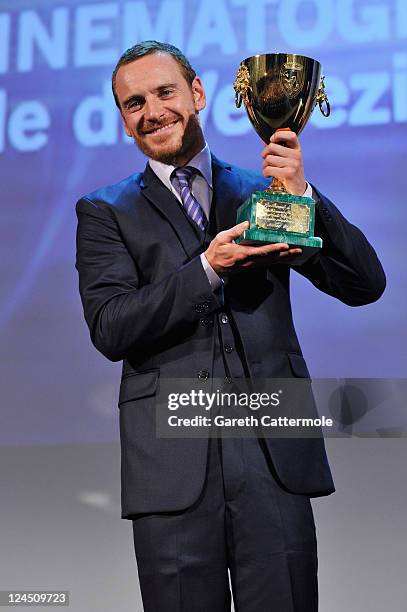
[113,50,206,166]
[75,41,385,611]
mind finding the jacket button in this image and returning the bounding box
[200,317,213,327]
[197,370,210,380]
[224,344,234,354]
[220,314,229,324]
[195,304,204,313]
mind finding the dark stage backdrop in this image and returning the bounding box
[1,0,405,445]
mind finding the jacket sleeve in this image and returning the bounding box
[293,186,386,306]
[75,197,223,362]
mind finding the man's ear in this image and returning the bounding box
[191,76,206,112]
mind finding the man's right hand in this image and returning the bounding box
[204,221,302,275]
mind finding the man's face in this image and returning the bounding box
[115,52,206,165]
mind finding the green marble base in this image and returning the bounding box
[235,190,322,264]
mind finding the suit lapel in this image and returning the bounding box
[140,156,243,259]
[140,162,203,259]
[211,155,242,233]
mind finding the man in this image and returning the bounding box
[76,41,385,611]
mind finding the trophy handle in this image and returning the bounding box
[234,62,251,108]
[315,75,330,117]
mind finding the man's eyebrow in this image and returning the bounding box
[154,82,177,92]
[122,83,178,109]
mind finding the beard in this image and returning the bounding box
[132,112,204,166]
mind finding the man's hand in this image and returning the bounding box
[204,221,302,275]
[261,130,306,196]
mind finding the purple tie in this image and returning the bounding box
[170,166,207,231]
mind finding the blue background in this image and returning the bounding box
[1,0,405,445]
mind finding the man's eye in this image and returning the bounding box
[161,89,173,97]
[127,99,143,110]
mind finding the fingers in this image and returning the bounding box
[262,150,302,178]
[279,247,302,257]
[261,130,301,159]
[270,129,300,148]
[262,164,302,181]
[261,130,306,195]
[242,245,302,258]
[206,219,303,274]
[262,142,301,160]
[239,246,302,267]
[241,242,289,257]
[217,230,299,258]
[220,221,249,243]
[261,154,287,169]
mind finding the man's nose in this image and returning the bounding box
[144,97,165,121]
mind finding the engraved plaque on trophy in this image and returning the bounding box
[233,53,330,264]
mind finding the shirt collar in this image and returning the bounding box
[148,143,213,190]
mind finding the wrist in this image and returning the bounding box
[203,250,216,272]
[293,180,307,196]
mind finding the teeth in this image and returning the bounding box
[150,121,177,134]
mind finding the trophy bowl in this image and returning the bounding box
[234,53,330,264]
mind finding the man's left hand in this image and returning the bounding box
[261,130,306,196]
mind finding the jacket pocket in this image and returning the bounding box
[118,370,160,406]
[286,353,311,378]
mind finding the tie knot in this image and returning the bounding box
[171,166,198,186]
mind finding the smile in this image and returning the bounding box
[145,120,179,135]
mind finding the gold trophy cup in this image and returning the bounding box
[234,53,330,264]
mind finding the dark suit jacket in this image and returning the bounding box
[76,155,385,519]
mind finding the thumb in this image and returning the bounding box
[223,221,249,242]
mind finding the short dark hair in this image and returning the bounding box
[111,40,196,109]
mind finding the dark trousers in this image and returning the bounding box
[132,435,318,611]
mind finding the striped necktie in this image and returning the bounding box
[170,166,207,231]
